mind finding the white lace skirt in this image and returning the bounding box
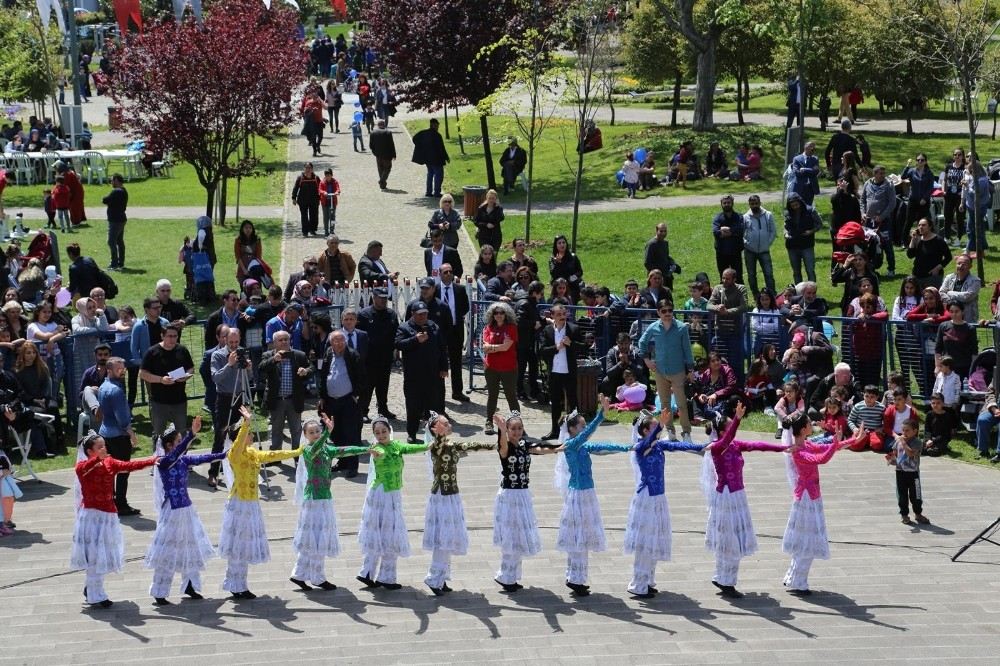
[422,492,469,555]
[144,504,216,572]
[624,492,672,560]
[493,488,542,557]
[293,499,341,558]
[218,499,270,564]
[705,488,758,558]
[781,494,830,560]
[556,488,606,553]
[70,508,125,575]
[358,486,410,558]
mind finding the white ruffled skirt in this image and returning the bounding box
[493,488,542,557]
[358,486,410,558]
[294,499,341,558]
[556,488,606,553]
[218,499,270,564]
[70,508,125,575]
[781,494,830,560]
[422,492,469,554]
[705,488,758,558]
[624,492,672,561]
[144,504,216,572]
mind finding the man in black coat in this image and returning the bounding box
[369,119,396,189]
[204,289,249,348]
[515,281,544,400]
[483,261,515,301]
[436,264,470,402]
[540,304,588,439]
[395,302,448,442]
[498,136,527,195]
[66,242,101,299]
[406,278,453,334]
[317,329,367,477]
[357,287,399,419]
[259,330,311,455]
[411,118,449,198]
[358,240,398,287]
[423,228,464,279]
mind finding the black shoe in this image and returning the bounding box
[442,583,452,593]
[290,577,312,591]
[452,393,470,403]
[92,599,113,608]
[184,581,203,599]
[719,585,743,599]
[495,578,522,592]
[630,591,655,599]
[427,583,445,596]
[356,574,380,588]
[345,470,358,479]
[380,582,402,590]
[382,410,398,420]
[362,415,372,423]
[153,597,171,606]
[648,586,658,594]
[232,590,257,600]
[788,588,812,597]
[117,506,141,517]
[317,581,337,591]
[566,581,590,596]
[541,431,559,441]
[407,437,421,444]
[425,192,434,197]
[83,586,87,599]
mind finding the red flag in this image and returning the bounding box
[113,0,143,34]
[330,0,347,19]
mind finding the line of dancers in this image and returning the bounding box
[71,395,862,608]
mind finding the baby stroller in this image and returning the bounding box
[959,348,995,432]
[832,221,882,269]
[245,257,274,291]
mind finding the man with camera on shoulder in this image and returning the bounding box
[259,330,311,457]
[209,327,249,483]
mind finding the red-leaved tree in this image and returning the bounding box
[363,0,555,191]
[107,0,308,220]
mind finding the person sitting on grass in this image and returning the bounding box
[610,369,647,412]
[923,392,958,457]
[846,385,887,451]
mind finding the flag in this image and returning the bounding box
[330,0,347,19]
[36,0,66,33]
[112,0,143,34]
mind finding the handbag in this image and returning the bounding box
[191,251,215,285]
[419,231,432,248]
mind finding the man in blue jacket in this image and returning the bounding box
[97,357,139,515]
[638,302,694,442]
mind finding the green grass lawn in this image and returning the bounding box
[0,132,287,210]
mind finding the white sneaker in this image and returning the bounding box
[886,270,895,278]
[763,407,776,418]
[681,432,693,444]
[666,428,678,441]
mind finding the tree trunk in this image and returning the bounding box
[218,176,228,227]
[455,103,465,156]
[905,103,913,136]
[571,139,585,252]
[671,72,682,127]
[480,113,497,190]
[963,81,985,281]
[735,71,744,126]
[743,76,750,109]
[992,106,996,141]
[608,92,616,126]
[692,42,717,131]
[443,103,450,139]
[205,182,216,218]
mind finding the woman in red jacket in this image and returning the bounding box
[481,302,520,435]
[71,432,158,608]
[905,286,949,395]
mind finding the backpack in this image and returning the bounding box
[96,267,119,299]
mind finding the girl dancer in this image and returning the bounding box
[423,412,496,596]
[781,414,862,595]
[145,416,225,605]
[556,395,633,597]
[356,415,428,590]
[290,415,371,591]
[72,432,158,608]
[492,411,562,592]
[625,413,704,599]
[219,406,302,600]
[703,402,788,599]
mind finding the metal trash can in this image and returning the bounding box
[576,359,601,418]
[108,106,123,131]
[462,185,488,218]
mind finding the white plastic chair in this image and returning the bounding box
[151,149,173,178]
[122,152,144,181]
[84,151,108,185]
[10,153,35,185]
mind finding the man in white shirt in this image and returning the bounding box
[436,264,470,402]
[541,305,586,439]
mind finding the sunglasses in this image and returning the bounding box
[658,309,674,314]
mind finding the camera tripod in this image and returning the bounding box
[224,358,272,493]
[952,516,1000,562]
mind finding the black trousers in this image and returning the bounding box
[943,193,964,239]
[211,393,243,478]
[447,322,465,397]
[405,375,444,439]
[323,395,362,472]
[549,371,577,432]
[376,157,393,188]
[896,469,923,516]
[361,359,392,416]
[105,435,133,510]
[517,343,539,397]
[299,201,319,235]
[716,251,744,284]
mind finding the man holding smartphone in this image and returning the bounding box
[259,330,311,456]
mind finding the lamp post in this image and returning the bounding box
[63,0,82,106]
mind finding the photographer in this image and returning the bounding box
[209,327,246,485]
[259,330,311,456]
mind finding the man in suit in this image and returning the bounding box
[395,301,448,442]
[436,263,470,403]
[540,304,588,439]
[258,330,311,455]
[423,228,464,280]
[406,277,455,404]
[411,118,449,198]
[318,329,367,477]
[204,289,249,349]
[498,136,527,195]
[358,240,399,289]
[338,307,370,421]
[369,119,396,190]
[357,287,399,420]
[483,261,515,301]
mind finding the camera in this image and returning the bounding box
[236,347,249,367]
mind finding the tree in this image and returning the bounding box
[715,0,777,126]
[106,0,307,221]
[621,2,691,127]
[0,7,62,120]
[363,0,553,190]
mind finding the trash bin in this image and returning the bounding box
[576,359,601,418]
[108,106,122,131]
[462,185,488,218]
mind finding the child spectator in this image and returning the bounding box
[42,189,55,229]
[816,396,850,438]
[673,141,691,188]
[52,175,72,233]
[363,102,376,133]
[744,359,774,412]
[759,344,785,406]
[847,385,886,450]
[113,305,136,342]
[350,118,365,152]
[923,392,958,456]
[933,355,961,409]
[887,418,930,525]
[611,369,646,411]
[781,348,810,389]
[621,151,640,199]
[751,288,783,355]
[773,381,805,439]
[882,371,907,407]
[882,388,920,445]
[0,451,20,535]
[683,281,710,347]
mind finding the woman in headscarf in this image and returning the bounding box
[71,297,111,334]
